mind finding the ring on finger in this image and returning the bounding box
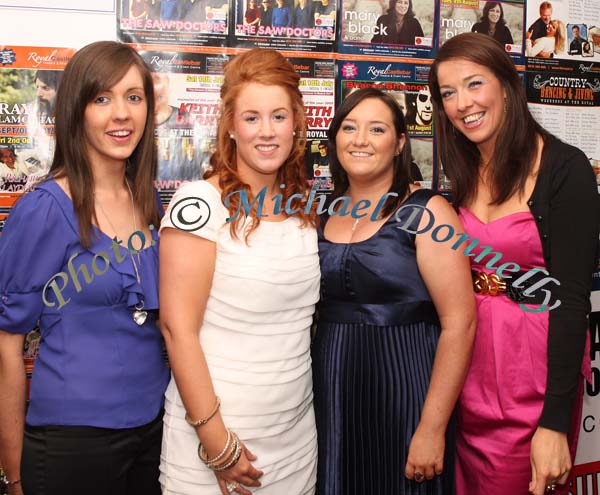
[545,484,556,493]
[414,472,425,483]
[226,481,239,494]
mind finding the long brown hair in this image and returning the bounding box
[49,41,159,247]
[327,87,413,217]
[428,33,549,207]
[205,48,315,239]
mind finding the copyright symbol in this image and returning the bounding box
[169,196,211,232]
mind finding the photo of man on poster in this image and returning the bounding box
[259,0,274,27]
[527,1,552,42]
[294,0,312,28]
[33,70,62,121]
[406,86,432,128]
[314,0,335,25]
[568,24,585,55]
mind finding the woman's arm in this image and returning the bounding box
[159,228,262,495]
[526,37,544,57]
[0,331,25,495]
[406,195,477,481]
[529,144,600,495]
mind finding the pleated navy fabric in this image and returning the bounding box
[312,188,455,495]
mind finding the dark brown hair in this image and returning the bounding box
[205,48,315,239]
[387,0,416,20]
[327,87,413,218]
[481,2,506,27]
[49,41,159,247]
[428,33,549,207]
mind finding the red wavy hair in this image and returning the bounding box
[204,48,316,240]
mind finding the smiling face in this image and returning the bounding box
[436,58,506,159]
[0,148,16,168]
[572,26,580,39]
[395,0,409,16]
[335,97,405,184]
[487,4,501,24]
[230,82,295,182]
[83,65,148,170]
[416,87,432,125]
[540,6,552,24]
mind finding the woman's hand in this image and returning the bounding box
[216,442,263,495]
[529,426,571,495]
[405,424,445,482]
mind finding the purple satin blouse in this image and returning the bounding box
[0,180,169,428]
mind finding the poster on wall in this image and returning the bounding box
[438,0,524,60]
[117,0,229,47]
[337,59,435,188]
[138,48,230,202]
[232,0,336,52]
[337,0,435,58]
[292,55,336,190]
[526,59,600,172]
[0,46,74,229]
[524,0,599,62]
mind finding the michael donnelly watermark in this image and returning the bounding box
[169,185,560,313]
[394,203,560,313]
[169,184,395,228]
[42,227,156,309]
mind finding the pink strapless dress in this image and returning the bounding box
[456,208,586,495]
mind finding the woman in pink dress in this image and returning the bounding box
[428,33,600,495]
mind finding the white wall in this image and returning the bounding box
[0,2,116,48]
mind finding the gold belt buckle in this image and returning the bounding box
[473,271,507,296]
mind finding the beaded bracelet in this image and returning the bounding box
[212,439,243,472]
[198,428,232,466]
[0,476,21,492]
[210,434,239,471]
[185,396,221,427]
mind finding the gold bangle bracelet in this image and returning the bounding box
[198,428,233,465]
[185,396,221,427]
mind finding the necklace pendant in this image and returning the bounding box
[133,309,147,325]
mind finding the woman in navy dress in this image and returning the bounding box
[0,41,169,495]
[312,88,476,495]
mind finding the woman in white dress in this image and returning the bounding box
[525,19,566,57]
[158,48,319,495]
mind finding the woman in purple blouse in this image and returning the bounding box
[0,41,169,495]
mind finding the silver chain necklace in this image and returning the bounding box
[95,180,148,326]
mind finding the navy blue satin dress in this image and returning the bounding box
[312,189,455,495]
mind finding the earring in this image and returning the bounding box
[503,96,507,113]
[293,131,296,136]
[229,133,235,139]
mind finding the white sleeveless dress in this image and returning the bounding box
[159,180,319,495]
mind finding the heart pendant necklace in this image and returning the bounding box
[96,179,146,326]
